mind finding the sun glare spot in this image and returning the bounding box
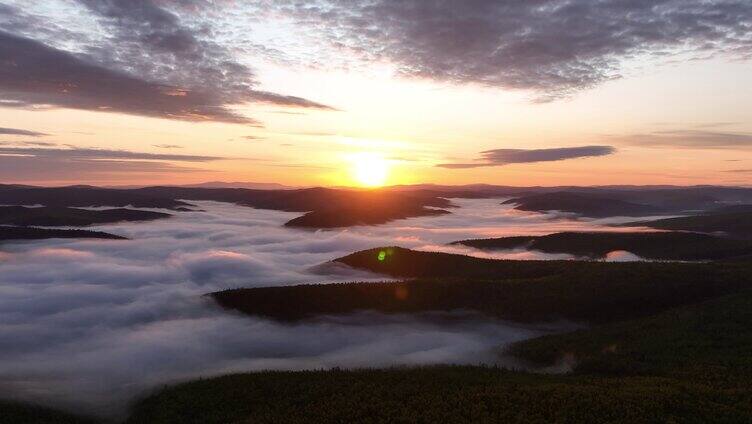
[350,152,390,187]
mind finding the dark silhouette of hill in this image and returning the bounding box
[509,289,752,377]
[132,186,452,211]
[0,226,125,240]
[501,187,752,217]
[0,185,191,209]
[335,246,574,279]
[624,211,752,239]
[125,362,752,423]
[0,185,455,228]
[284,204,449,228]
[452,231,752,260]
[392,185,752,209]
[0,206,170,226]
[706,204,752,214]
[213,248,752,323]
[0,400,99,424]
[11,285,752,422]
[502,192,663,217]
[560,188,717,210]
[143,290,752,423]
[4,184,752,227]
[518,186,752,210]
[131,187,454,227]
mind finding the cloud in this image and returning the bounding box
[613,130,752,149]
[0,127,48,137]
[0,146,225,182]
[0,31,261,124]
[73,0,335,113]
[5,0,751,107]
[76,0,204,59]
[0,141,57,147]
[242,135,264,140]
[0,2,334,124]
[270,111,307,115]
[605,250,643,262]
[282,131,338,137]
[437,146,616,168]
[273,0,752,100]
[694,122,741,129]
[0,156,202,182]
[0,147,223,162]
[153,144,182,149]
[0,199,623,416]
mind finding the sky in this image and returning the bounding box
[0,0,751,187]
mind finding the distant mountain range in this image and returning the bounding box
[108,181,300,190]
[2,183,752,233]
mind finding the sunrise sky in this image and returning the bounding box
[1,0,751,187]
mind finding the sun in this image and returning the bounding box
[349,152,390,187]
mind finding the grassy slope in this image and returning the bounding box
[451,231,752,260]
[126,368,750,423]
[0,400,101,424]
[133,285,752,423]
[508,290,752,380]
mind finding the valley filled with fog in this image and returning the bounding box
[0,199,651,416]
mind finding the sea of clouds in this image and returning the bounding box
[0,199,647,417]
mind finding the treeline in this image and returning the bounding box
[213,248,752,323]
[452,231,752,260]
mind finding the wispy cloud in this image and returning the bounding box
[437,146,616,169]
[0,146,225,182]
[694,122,741,129]
[0,141,57,147]
[0,147,223,162]
[0,127,48,137]
[613,130,752,149]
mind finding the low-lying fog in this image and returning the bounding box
[0,199,643,416]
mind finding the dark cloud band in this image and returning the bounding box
[276,0,752,100]
[0,1,334,124]
[438,146,616,168]
[0,127,48,137]
[613,130,752,149]
[0,146,225,182]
